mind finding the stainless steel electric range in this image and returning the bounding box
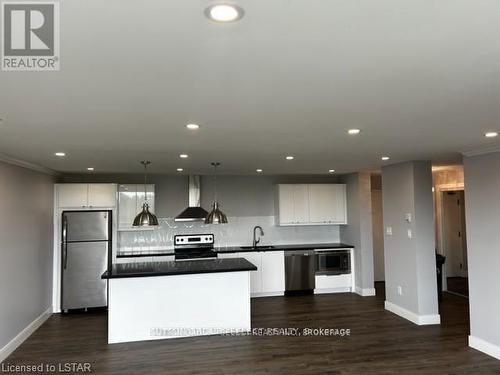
[174,234,217,260]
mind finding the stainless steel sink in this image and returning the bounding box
[239,245,275,250]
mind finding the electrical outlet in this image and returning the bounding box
[398,286,403,296]
[386,227,393,236]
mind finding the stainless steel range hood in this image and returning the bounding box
[174,176,209,222]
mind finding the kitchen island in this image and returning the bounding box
[102,258,257,344]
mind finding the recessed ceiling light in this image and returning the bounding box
[484,131,498,138]
[186,123,200,130]
[286,156,294,160]
[205,4,244,22]
[347,129,361,135]
[329,169,335,173]
[177,168,184,172]
[87,167,95,171]
[256,169,263,173]
[179,154,189,159]
[381,156,390,161]
[55,152,66,157]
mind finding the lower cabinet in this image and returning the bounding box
[314,274,353,294]
[218,251,285,297]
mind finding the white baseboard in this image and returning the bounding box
[355,286,376,296]
[0,307,52,363]
[469,335,500,360]
[314,287,351,294]
[251,291,284,298]
[384,301,440,325]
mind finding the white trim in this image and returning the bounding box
[0,307,52,362]
[315,287,351,294]
[384,301,440,325]
[355,286,376,296]
[462,146,500,157]
[469,335,500,360]
[0,153,57,176]
[251,291,284,298]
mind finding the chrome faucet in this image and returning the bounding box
[253,226,264,248]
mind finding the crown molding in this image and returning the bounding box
[0,153,58,176]
[462,146,500,158]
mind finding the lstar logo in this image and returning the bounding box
[1,1,60,71]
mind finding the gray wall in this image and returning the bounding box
[464,152,500,350]
[382,161,439,317]
[0,161,54,351]
[340,172,375,293]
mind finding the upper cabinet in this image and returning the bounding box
[57,184,117,209]
[117,184,155,230]
[277,184,347,225]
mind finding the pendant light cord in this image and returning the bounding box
[212,162,220,203]
[141,161,151,203]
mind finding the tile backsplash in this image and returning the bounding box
[117,216,341,254]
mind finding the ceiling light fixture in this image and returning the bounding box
[177,168,184,172]
[205,162,228,224]
[286,156,294,160]
[205,4,244,22]
[179,154,189,158]
[133,161,159,227]
[186,124,200,130]
[87,167,95,171]
[348,129,361,135]
[55,152,66,157]
[256,169,263,173]
[484,131,498,138]
[329,169,335,173]
[381,156,390,161]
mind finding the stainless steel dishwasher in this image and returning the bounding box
[285,250,316,292]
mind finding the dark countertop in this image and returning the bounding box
[102,258,257,279]
[215,242,354,253]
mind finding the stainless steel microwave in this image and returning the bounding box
[316,250,351,275]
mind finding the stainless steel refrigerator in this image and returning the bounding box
[61,210,111,311]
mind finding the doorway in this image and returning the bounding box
[442,190,468,297]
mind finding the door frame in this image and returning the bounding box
[438,185,466,289]
[434,183,464,291]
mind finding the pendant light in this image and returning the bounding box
[205,162,228,224]
[133,161,159,227]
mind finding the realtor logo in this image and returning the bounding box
[1,1,60,71]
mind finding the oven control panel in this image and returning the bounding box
[174,234,214,246]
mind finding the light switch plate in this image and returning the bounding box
[407,229,413,239]
[386,227,393,236]
[405,213,412,223]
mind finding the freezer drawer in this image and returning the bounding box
[62,241,108,310]
[63,211,110,242]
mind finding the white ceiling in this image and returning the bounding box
[1,0,500,175]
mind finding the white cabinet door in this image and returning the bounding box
[57,184,88,208]
[308,184,334,223]
[330,184,347,224]
[118,184,138,228]
[88,184,116,208]
[240,252,262,294]
[278,185,295,224]
[261,251,285,293]
[218,252,262,294]
[293,184,310,224]
[309,184,347,224]
[118,184,155,229]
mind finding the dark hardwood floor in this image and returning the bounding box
[447,277,469,297]
[3,283,500,374]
